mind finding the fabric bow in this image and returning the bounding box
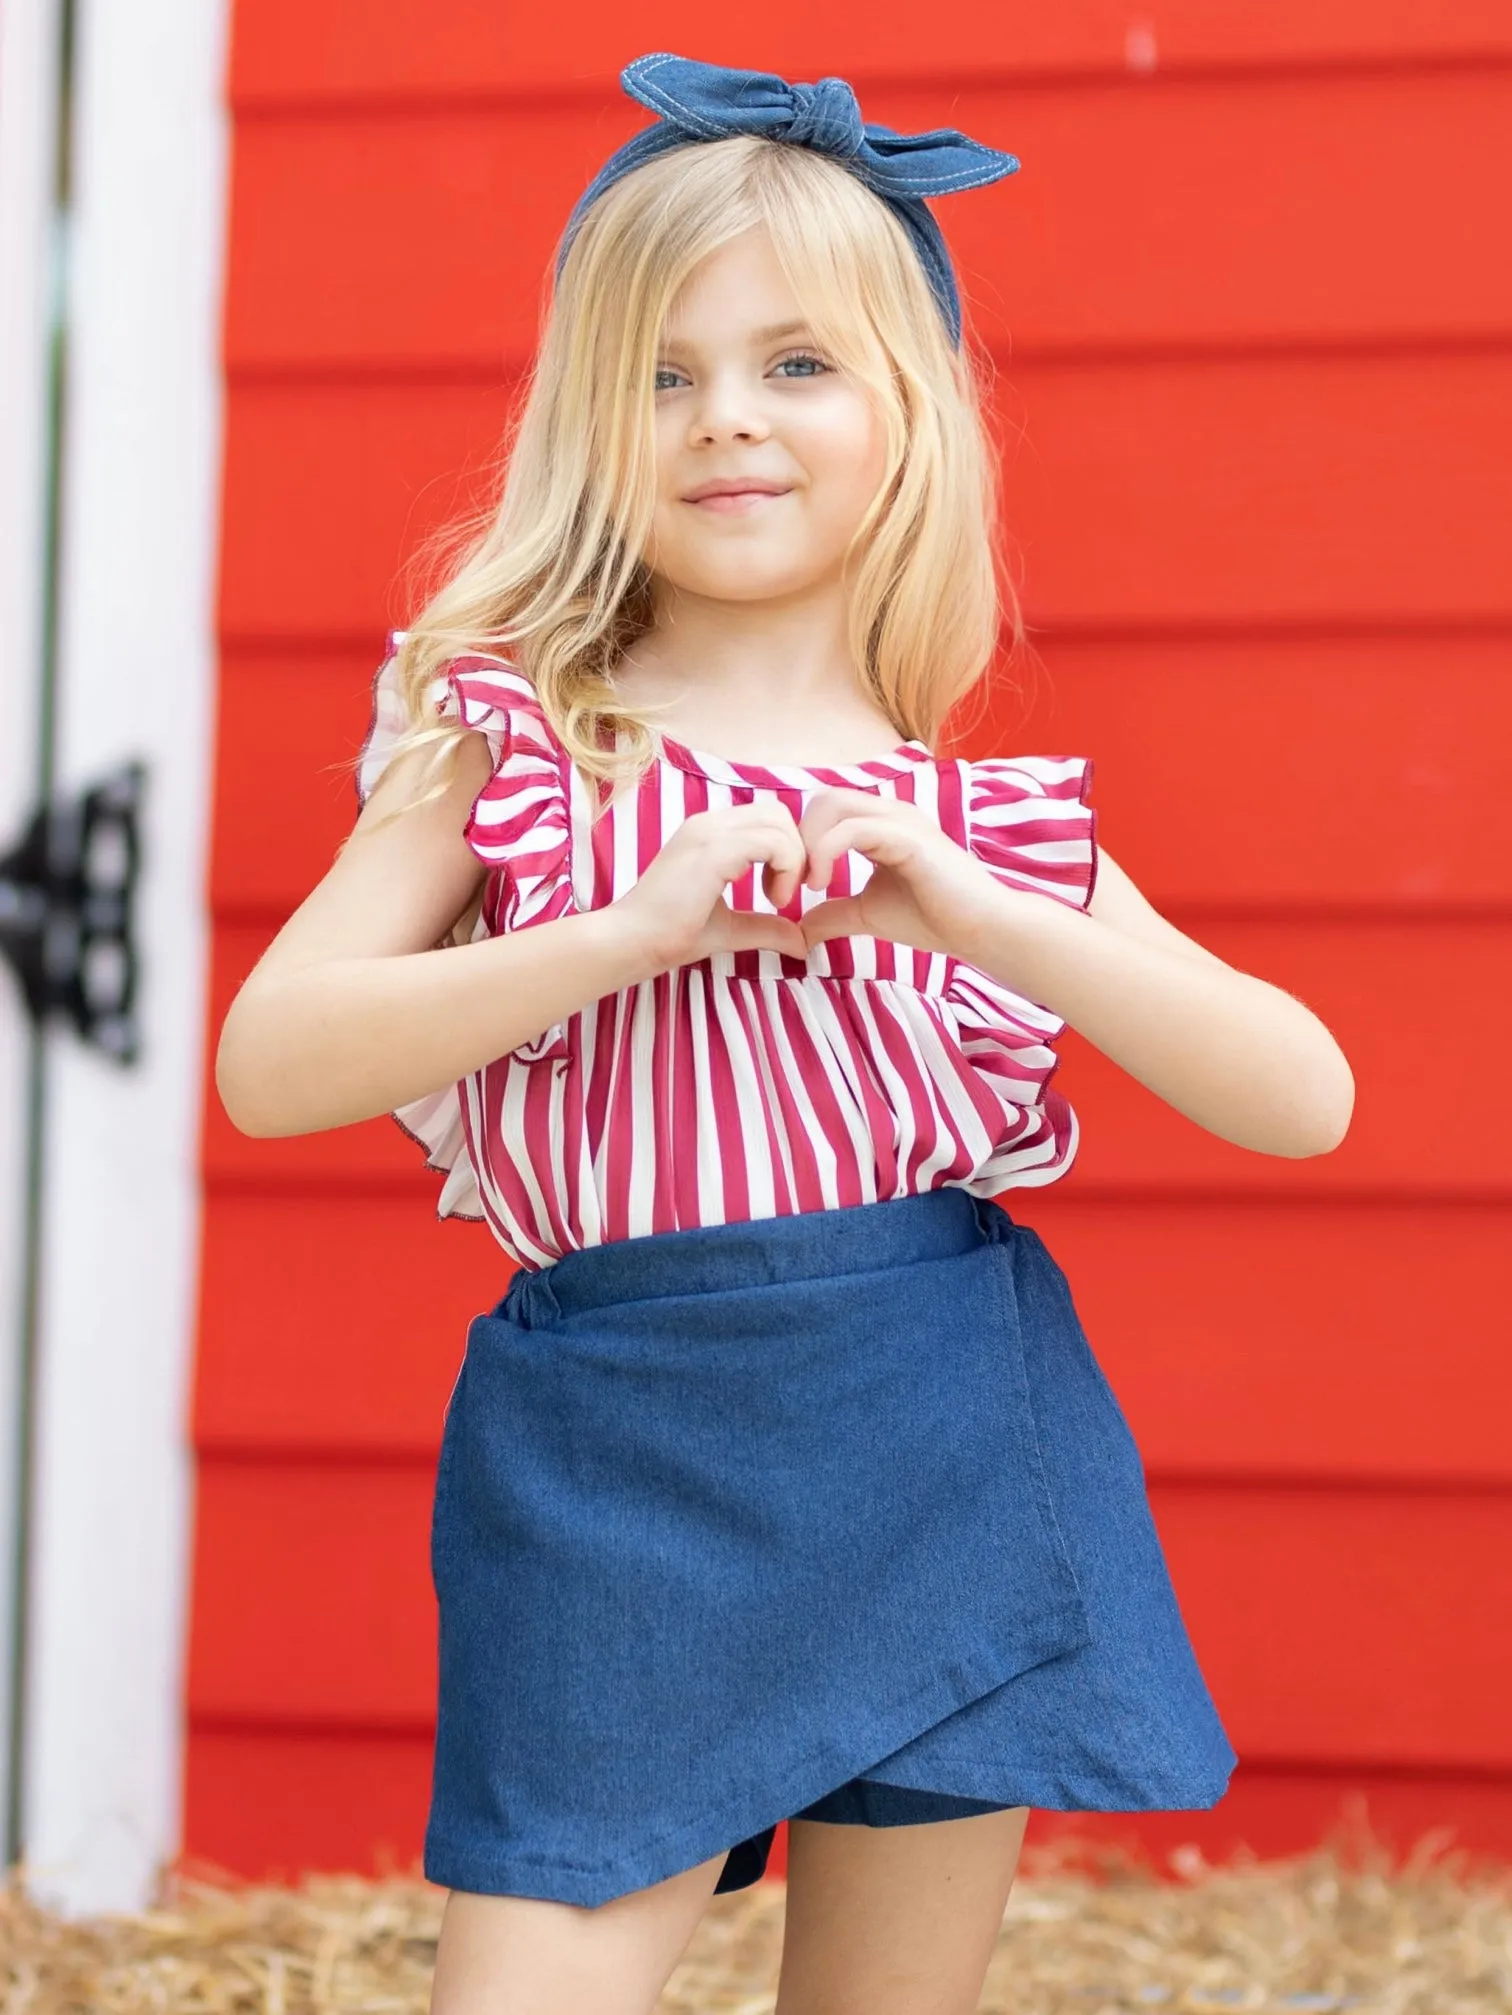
[556,53,1021,346]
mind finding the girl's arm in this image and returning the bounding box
[215,736,648,1136]
[215,734,807,1138]
[954,849,1354,1159]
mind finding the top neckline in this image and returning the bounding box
[655,728,937,788]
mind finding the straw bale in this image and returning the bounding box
[0,1805,1505,2012]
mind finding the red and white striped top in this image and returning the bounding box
[356,644,1098,1271]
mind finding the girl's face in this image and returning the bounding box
[643,226,891,604]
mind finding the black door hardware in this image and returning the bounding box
[0,762,144,1064]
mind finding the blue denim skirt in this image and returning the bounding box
[424,1188,1237,1905]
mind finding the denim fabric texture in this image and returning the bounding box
[555,53,1021,347]
[425,1187,1237,1906]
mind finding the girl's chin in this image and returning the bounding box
[676,569,838,603]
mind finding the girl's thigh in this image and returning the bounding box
[776,1804,1031,2015]
[427,1849,728,2015]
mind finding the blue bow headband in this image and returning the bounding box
[556,53,1020,348]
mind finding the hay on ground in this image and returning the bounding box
[0,1807,1507,2012]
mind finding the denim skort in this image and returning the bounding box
[424,1188,1237,1905]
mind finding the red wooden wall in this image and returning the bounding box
[186,3,1512,1883]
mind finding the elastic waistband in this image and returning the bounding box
[501,1188,1016,1324]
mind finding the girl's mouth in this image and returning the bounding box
[687,489,791,514]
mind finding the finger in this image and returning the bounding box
[798,785,891,829]
[753,817,808,908]
[762,851,805,912]
[804,815,912,890]
[716,901,809,958]
[799,896,869,946]
[716,813,808,896]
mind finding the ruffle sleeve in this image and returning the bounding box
[357,633,576,932]
[961,754,1097,913]
[942,754,1098,1189]
[354,635,578,1223]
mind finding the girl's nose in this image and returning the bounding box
[687,377,770,446]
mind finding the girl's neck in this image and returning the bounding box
[615,586,898,753]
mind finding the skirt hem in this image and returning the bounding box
[423,1759,1239,1906]
[422,1603,1200,1908]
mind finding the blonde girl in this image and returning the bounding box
[216,53,1353,2015]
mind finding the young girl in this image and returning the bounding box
[216,53,1354,2015]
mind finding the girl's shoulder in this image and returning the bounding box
[356,636,561,810]
[357,639,573,930]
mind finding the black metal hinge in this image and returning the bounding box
[0,761,144,1064]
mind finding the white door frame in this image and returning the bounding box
[3,0,232,1915]
[0,0,64,1890]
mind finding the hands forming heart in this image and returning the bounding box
[776,787,1003,958]
[620,786,1012,973]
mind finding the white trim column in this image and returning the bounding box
[0,0,64,1880]
[19,0,231,1914]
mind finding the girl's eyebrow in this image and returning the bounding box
[749,318,814,344]
[660,318,816,353]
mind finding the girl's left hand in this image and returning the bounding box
[793,788,1005,957]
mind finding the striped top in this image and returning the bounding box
[356,644,1098,1271]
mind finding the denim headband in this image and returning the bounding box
[555,53,1020,349]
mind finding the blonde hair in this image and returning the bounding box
[357,132,1024,830]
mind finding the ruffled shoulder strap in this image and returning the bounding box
[963,753,1098,913]
[939,754,1098,1186]
[352,634,578,1224]
[356,632,576,933]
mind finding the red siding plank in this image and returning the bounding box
[1158,1487,1512,1765]
[194,1193,1512,1489]
[193,1195,508,1453]
[1026,1767,1512,1866]
[181,1730,1512,1882]
[1007,353,1512,630]
[230,6,1512,106]
[182,1728,434,1885]
[218,383,515,644]
[210,648,371,917]
[1016,1200,1512,1487]
[184,1465,1512,1768]
[225,73,1512,372]
[1062,919,1512,1193]
[201,918,1512,1194]
[218,356,1512,643]
[211,635,1512,919]
[990,635,1512,913]
[187,1460,438,1723]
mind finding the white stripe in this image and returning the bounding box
[708,977,778,1221]
[686,968,728,1224]
[759,982,844,1212]
[798,983,885,1205]
[739,981,802,1212]
[846,982,921,1201]
[625,979,660,1240]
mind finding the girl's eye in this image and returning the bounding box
[651,353,830,393]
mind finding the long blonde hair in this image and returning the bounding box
[358,131,1023,826]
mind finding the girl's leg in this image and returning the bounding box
[775,1805,1031,2015]
[427,1849,729,2015]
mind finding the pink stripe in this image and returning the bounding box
[648,969,678,1231]
[601,988,640,1245]
[721,978,794,1215]
[667,965,703,1230]
[701,990,752,1225]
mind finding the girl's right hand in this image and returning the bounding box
[611,802,811,970]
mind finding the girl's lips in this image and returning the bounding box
[686,488,791,513]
